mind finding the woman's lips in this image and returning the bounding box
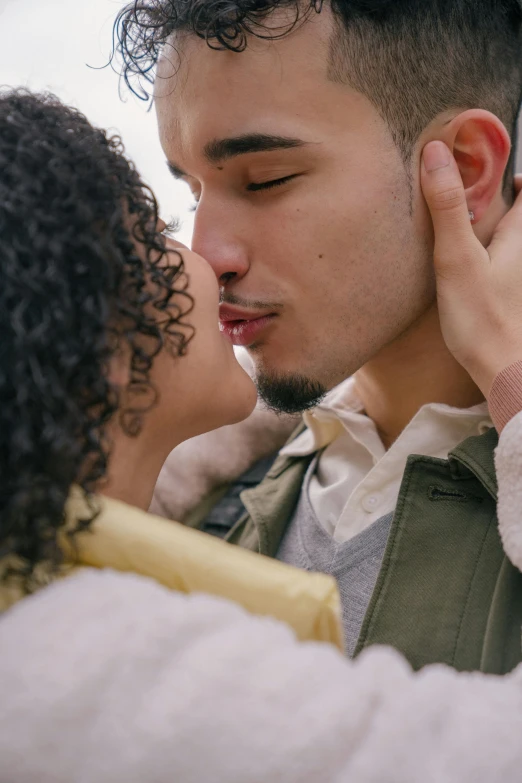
[219,314,276,346]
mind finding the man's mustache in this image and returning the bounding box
[220,292,283,311]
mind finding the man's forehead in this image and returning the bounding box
[155,8,333,98]
[154,18,337,156]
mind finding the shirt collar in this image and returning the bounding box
[281,376,492,458]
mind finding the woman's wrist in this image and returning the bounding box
[487,360,522,433]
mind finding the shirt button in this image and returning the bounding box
[362,494,380,513]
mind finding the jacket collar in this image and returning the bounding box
[241,425,501,562]
[274,422,500,500]
[448,427,499,500]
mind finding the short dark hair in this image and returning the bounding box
[0,90,192,585]
[114,0,522,194]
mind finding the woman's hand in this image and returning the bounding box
[421,140,522,396]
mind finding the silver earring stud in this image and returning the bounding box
[469,210,475,222]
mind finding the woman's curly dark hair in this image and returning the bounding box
[0,89,193,586]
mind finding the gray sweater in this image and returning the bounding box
[278,458,393,655]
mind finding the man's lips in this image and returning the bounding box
[219,305,277,347]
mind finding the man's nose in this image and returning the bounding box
[191,210,249,285]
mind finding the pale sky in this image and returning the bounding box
[0,0,195,244]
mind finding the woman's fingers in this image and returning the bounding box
[486,174,522,269]
[504,174,522,236]
[420,143,522,395]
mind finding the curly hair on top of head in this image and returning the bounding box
[0,89,193,588]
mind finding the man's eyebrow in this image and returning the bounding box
[166,134,309,178]
[203,134,308,165]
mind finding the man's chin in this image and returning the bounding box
[255,369,327,415]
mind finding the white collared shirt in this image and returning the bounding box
[280,378,493,544]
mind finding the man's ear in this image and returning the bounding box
[441,110,511,224]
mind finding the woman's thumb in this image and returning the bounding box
[421,141,479,278]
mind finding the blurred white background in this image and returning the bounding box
[0,0,196,245]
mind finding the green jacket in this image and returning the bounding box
[224,426,522,674]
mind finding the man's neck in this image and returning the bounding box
[354,305,485,450]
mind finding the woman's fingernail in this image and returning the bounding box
[423,142,452,172]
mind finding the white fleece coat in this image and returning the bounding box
[2,412,522,782]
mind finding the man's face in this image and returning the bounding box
[155,10,435,410]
